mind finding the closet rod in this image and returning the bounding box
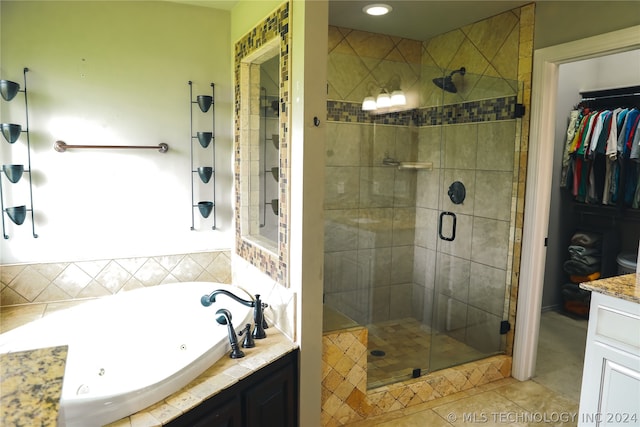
[54,140,169,153]
[580,85,640,101]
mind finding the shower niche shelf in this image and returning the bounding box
[0,68,38,239]
[189,81,216,230]
[261,97,279,226]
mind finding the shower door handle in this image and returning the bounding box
[438,211,456,242]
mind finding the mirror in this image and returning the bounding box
[234,1,290,286]
[241,40,279,252]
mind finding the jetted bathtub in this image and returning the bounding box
[0,282,254,427]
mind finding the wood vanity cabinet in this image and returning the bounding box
[166,349,299,427]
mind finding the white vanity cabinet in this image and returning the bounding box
[578,275,640,427]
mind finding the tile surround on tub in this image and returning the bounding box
[0,250,232,307]
[231,253,296,341]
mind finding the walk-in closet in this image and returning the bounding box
[544,51,640,314]
[535,49,640,402]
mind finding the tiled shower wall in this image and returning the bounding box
[325,27,423,325]
[416,119,519,353]
[0,251,232,307]
[324,122,419,324]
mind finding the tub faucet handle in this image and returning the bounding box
[260,301,269,330]
[252,295,268,339]
[215,308,245,359]
[239,323,255,348]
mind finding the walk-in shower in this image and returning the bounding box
[324,48,523,388]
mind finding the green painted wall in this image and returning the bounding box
[0,1,233,263]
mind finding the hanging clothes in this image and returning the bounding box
[560,101,640,208]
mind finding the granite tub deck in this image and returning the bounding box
[580,273,639,303]
[0,345,68,426]
[106,329,297,426]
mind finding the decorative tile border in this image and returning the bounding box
[234,1,291,286]
[326,96,518,127]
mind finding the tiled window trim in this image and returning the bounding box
[326,96,518,126]
[234,1,291,287]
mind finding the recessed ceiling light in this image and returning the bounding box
[363,3,392,16]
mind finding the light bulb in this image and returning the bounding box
[363,4,392,16]
[376,92,391,108]
[391,90,406,106]
[362,96,377,111]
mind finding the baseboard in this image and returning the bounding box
[541,304,561,313]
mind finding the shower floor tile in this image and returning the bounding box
[366,318,487,389]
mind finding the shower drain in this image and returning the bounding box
[370,349,385,357]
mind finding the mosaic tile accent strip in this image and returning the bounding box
[326,96,518,127]
[326,101,413,125]
[234,1,291,287]
[0,250,232,306]
[321,326,512,426]
[418,96,518,125]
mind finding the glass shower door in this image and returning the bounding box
[427,69,523,372]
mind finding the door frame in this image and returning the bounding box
[512,25,640,381]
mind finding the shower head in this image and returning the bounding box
[432,67,466,93]
[432,76,457,93]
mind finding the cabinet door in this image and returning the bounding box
[166,395,241,427]
[193,396,242,427]
[243,363,297,427]
[579,341,640,427]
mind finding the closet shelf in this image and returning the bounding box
[573,203,640,222]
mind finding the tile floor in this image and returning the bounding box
[367,318,486,389]
[345,377,580,427]
[347,310,587,426]
[533,310,588,402]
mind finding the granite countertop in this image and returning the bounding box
[106,328,297,427]
[0,345,68,426]
[580,273,640,304]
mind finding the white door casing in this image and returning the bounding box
[512,25,640,381]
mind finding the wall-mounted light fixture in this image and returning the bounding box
[361,76,407,112]
[363,3,392,16]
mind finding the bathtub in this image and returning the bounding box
[0,282,254,427]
